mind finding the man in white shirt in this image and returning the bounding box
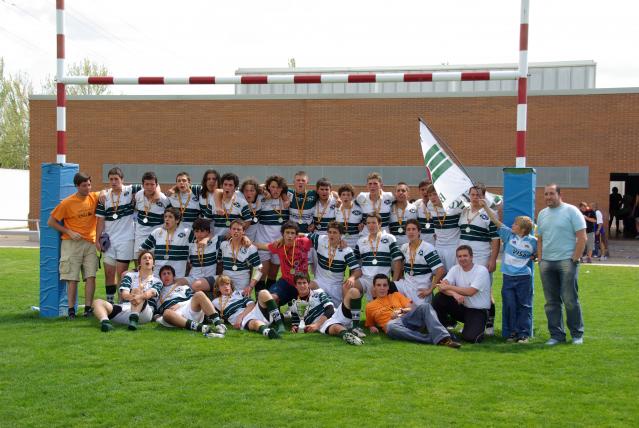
[431,245,491,343]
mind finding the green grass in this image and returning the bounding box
[0,248,638,427]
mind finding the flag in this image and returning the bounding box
[419,119,473,205]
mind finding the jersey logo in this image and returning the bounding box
[192,196,198,202]
[156,202,165,207]
[124,191,130,197]
[240,247,247,254]
[178,232,186,238]
[384,200,392,205]
[409,208,416,213]
[480,214,489,221]
[353,210,362,215]
[233,202,240,208]
[418,250,424,256]
[381,238,389,244]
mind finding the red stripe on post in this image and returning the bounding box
[518,78,527,103]
[294,75,322,84]
[516,131,526,157]
[57,0,64,9]
[189,76,215,84]
[404,73,433,82]
[461,72,491,81]
[88,76,114,84]
[348,74,376,83]
[139,77,164,84]
[57,131,66,155]
[241,76,268,84]
[56,83,65,106]
[519,24,528,51]
[56,35,64,58]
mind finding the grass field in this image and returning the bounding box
[0,248,638,427]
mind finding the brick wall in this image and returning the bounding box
[29,92,639,220]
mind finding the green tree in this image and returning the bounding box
[42,58,111,96]
[0,58,30,169]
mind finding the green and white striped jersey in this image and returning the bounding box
[133,190,171,243]
[213,191,252,238]
[355,191,395,236]
[96,184,140,243]
[427,201,463,248]
[334,203,363,247]
[458,207,499,260]
[141,226,194,277]
[290,288,333,326]
[212,290,253,325]
[414,199,436,243]
[309,233,360,286]
[256,195,290,243]
[187,235,221,282]
[288,189,318,233]
[119,271,162,311]
[168,186,201,228]
[388,201,418,245]
[400,240,444,287]
[219,241,262,290]
[156,283,193,314]
[312,196,337,235]
[354,232,402,278]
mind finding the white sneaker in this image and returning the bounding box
[214,324,227,334]
[545,338,561,346]
[204,332,225,339]
[485,326,494,336]
[342,332,364,346]
[350,327,367,338]
[601,256,608,261]
[201,325,211,335]
[572,337,584,345]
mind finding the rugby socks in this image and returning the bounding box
[105,285,117,304]
[185,319,206,332]
[128,313,139,330]
[100,319,113,332]
[209,313,224,327]
[265,299,285,334]
[487,303,496,328]
[258,325,280,339]
[350,297,362,328]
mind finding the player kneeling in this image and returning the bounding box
[155,265,227,338]
[291,274,365,346]
[94,250,162,332]
[239,288,286,339]
[212,275,256,330]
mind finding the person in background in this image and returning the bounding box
[608,187,623,237]
[579,202,597,264]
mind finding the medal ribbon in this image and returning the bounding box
[394,203,406,226]
[315,199,330,226]
[110,190,121,217]
[368,232,381,261]
[295,190,308,222]
[165,228,174,259]
[223,193,236,224]
[177,189,191,218]
[284,238,297,271]
[341,204,352,230]
[408,240,421,273]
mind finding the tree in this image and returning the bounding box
[0,58,30,169]
[42,58,111,96]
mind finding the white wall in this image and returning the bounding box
[0,168,30,229]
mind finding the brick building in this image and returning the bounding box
[29,87,639,223]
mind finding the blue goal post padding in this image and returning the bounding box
[40,163,79,317]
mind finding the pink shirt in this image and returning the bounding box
[268,237,312,285]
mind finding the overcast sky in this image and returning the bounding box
[1,0,638,95]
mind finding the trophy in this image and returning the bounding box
[294,298,310,333]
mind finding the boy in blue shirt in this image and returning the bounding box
[481,200,537,343]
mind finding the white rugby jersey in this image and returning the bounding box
[213,191,252,238]
[354,232,402,278]
[96,184,140,243]
[218,241,262,289]
[309,233,360,286]
[312,196,337,235]
[156,283,193,314]
[119,271,162,311]
[458,207,499,262]
[243,195,261,242]
[355,191,394,236]
[212,290,253,325]
[198,191,217,221]
[168,187,201,228]
[133,190,171,245]
[140,226,193,278]
[414,199,436,244]
[288,189,318,233]
[427,201,463,248]
[388,201,418,246]
[334,203,364,248]
[400,240,444,287]
[256,196,290,244]
[290,288,333,326]
[187,235,221,282]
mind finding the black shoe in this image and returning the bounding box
[67,308,76,320]
[437,337,462,349]
[83,307,94,318]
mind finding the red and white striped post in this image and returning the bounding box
[55,0,66,164]
[516,0,530,168]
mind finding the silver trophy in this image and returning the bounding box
[294,298,310,332]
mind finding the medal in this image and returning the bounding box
[298,219,303,225]
[425,223,430,229]
[466,226,471,233]
[112,213,118,220]
[397,227,404,234]
[409,270,414,276]
[290,268,296,274]
[252,217,258,223]
[142,217,148,224]
[232,265,238,271]
[225,220,231,227]
[372,258,378,265]
[163,255,169,260]
[278,217,284,223]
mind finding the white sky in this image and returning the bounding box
[1,0,638,95]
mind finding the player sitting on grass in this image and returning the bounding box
[291,274,365,346]
[212,275,256,330]
[93,250,163,332]
[365,274,461,348]
[155,265,227,337]
[239,289,286,340]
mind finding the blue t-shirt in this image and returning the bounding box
[498,225,537,276]
[537,203,586,261]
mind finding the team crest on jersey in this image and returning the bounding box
[409,208,416,213]
[384,200,392,205]
[480,214,489,221]
[124,191,130,197]
[156,202,165,207]
[192,195,198,202]
[233,202,240,208]
[418,250,424,256]
[381,238,389,244]
[178,232,186,238]
[353,210,362,215]
[240,247,247,254]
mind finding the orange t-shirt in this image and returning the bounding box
[50,192,100,242]
[365,292,412,331]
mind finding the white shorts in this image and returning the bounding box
[394,278,431,306]
[435,245,458,271]
[110,302,154,325]
[258,249,280,264]
[156,299,204,328]
[240,303,269,330]
[319,303,352,334]
[104,239,134,265]
[358,276,375,300]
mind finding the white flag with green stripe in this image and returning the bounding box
[419,119,473,205]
